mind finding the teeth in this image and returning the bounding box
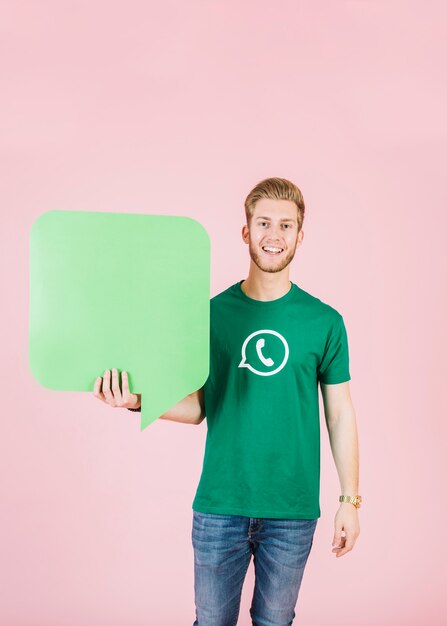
[263,246,282,253]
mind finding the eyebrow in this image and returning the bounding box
[256,216,297,223]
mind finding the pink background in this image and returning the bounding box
[1,1,446,624]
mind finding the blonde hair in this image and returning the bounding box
[244,177,305,231]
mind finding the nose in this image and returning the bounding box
[268,224,283,241]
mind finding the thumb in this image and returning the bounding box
[332,527,343,546]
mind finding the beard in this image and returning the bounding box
[248,239,298,273]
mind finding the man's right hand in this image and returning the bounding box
[93,368,141,410]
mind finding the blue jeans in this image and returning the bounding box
[191,510,318,626]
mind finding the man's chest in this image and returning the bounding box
[210,312,327,379]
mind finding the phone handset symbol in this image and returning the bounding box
[256,337,274,367]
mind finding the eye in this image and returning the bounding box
[282,224,291,229]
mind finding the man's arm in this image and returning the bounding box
[132,386,206,425]
[320,381,359,493]
[320,380,360,557]
[159,386,206,425]
[95,369,206,425]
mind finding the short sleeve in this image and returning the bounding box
[317,314,351,384]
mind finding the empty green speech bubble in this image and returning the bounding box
[29,210,210,430]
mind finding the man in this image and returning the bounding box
[94,177,361,626]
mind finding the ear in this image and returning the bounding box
[241,223,250,245]
[296,228,304,247]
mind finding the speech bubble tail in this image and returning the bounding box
[140,406,160,431]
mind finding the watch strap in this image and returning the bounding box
[339,495,362,509]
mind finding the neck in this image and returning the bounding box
[241,264,292,302]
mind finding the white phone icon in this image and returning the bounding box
[256,338,274,367]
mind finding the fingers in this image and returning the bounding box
[332,528,359,557]
[111,368,123,404]
[93,369,136,409]
[332,530,342,547]
[333,535,355,558]
[101,370,115,405]
[99,369,122,406]
[332,534,346,556]
[93,376,106,402]
[121,370,130,399]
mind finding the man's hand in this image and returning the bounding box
[332,503,360,557]
[94,368,141,409]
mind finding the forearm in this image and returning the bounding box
[159,390,205,425]
[326,406,359,494]
[128,390,204,424]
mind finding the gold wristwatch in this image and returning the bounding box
[339,495,362,509]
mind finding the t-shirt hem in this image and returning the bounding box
[319,375,351,385]
[192,502,320,520]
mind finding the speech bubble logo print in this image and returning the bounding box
[238,329,289,376]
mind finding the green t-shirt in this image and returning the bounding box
[192,279,351,519]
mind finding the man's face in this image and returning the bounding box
[242,198,303,273]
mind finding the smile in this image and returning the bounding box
[262,246,284,255]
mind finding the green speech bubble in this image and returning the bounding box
[29,210,210,430]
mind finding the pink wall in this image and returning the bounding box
[1,1,446,624]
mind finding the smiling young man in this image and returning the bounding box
[95,177,361,626]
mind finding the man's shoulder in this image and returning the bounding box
[210,281,239,304]
[294,284,343,320]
